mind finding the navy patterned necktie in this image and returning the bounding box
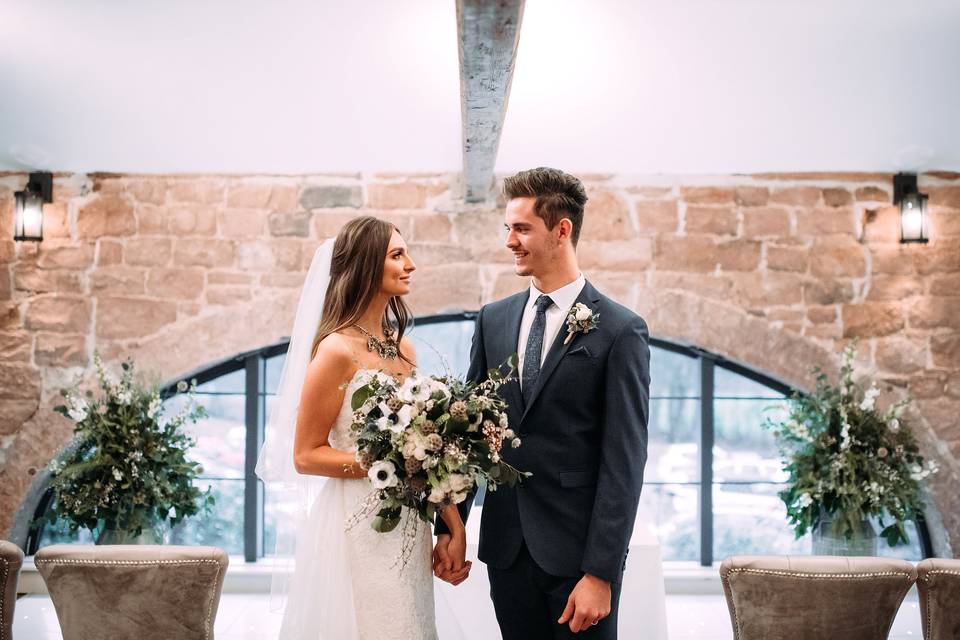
[522,294,553,405]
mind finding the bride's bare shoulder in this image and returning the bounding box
[309,333,355,374]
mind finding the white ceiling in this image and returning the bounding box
[2,0,958,175]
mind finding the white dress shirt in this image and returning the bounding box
[517,273,587,389]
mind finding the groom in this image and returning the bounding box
[435,167,650,638]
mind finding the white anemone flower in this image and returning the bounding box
[368,461,399,490]
[398,376,433,404]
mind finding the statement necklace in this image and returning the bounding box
[353,323,399,360]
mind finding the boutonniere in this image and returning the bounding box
[564,303,599,344]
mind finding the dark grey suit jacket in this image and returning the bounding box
[438,280,650,584]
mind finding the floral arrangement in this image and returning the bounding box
[348,356,527,542]
[768,342,937,546]
[563,303,599,344]
[46,353,213,543]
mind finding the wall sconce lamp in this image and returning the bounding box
[893,172,929,244]
[14,171,53,242]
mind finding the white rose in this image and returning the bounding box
[428,485,446,504]
[798,493,813,508]
[368,461,399,490]
[448,473,470,493]
[574,305,591,321]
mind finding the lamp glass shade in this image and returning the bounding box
[899,192,929,243]
[14,190,44,241]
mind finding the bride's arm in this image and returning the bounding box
[293,337,364,479]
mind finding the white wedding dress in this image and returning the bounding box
[279,369,438,640]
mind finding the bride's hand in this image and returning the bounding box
[447,529,467,573]
[433,534,471,586]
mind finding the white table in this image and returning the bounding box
[437,510,669,639]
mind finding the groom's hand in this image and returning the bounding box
[433,534,472,586]
[558,573,612,633]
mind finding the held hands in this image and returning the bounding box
[558,573,612,633]
[432,532,472,586]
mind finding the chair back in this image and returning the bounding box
[0,541,25,640]
[917,558,960,640]
[35,544,228,640]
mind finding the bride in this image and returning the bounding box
[256,216,470,639]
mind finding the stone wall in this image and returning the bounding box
[1,170,958,553]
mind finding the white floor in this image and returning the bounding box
[13,592,924,639]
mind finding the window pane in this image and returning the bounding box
[637,483,699,561]
[265,353,285,395]
[650,346,699,399]
[37,520,95,547]
[409,319,475,377]
[713,483,810,559]
[195,367,245,394]
[164,393,246,479]
[648,398,699,483]
[169,478,244,555]
[715,365,784,399]
[713,483,925,562]
[713,398,789,483]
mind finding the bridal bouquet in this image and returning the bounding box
[348,356,527,539]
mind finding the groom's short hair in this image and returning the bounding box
[503,167,588,247]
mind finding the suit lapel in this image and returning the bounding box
[520,281,601,423]
[499,292,527,421]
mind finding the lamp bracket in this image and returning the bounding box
[892,172,918,205]
[25,171,53,203]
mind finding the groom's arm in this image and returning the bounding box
[435,305,488,536]
[580,315,650,584]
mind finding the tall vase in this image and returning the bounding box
[811,512,878,556]
[96,523,165,545]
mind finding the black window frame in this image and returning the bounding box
[25,313,934,563]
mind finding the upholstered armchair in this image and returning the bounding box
[0,541,25,640]
[720,555,916,640]
[917,558,960,640]
[35,544,228,640]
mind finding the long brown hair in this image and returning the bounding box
[311,216,413,363]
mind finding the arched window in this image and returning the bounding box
[27,314,931,563]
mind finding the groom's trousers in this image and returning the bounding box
[487,541,622,640]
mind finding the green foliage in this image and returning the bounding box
[766,342,937,546]
[47,352,213,541]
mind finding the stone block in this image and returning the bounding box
[97,240,124,266]
[226,184,272,208]
[168,181,224,204]
[406,265,481,313]
[0,398,39,435]
[861,206,900,243]
[582,191,634,240]
[931,334,960,369]
[90,266,146,295]
[875,337,926,374]
[169,205,217,236]
[96,297,178,339]
[34,333,87,367]
[685,206,737,235]
[146,268,205,300]
[411,214,453,243]
[173,239,235,268]
[908,297,960,329]
[268,211,311,237]
[855,186,891,202]
[766,243,809,272]
[930,274,960,296]
[125,238,172,267]
[578,239,653,271]
[24,296,91,333]
[634,200,678,234]
[13,267,82,293]
[770,187,821,206]
[300,185,362,209]
[655,236,760,272]
[930,207,960,237]
[822,188,853,207]
[796,208,856,236]
[0,332,31,362]
[867,275,923,301]
[37,244,95,270]
[127,179,167,205]
[367,182,441,209]
[734,187,770,207]
[802,278,854,305]
[206,286,253,305]
[810,237,867,278]
[743,207,790,237]
[680,186,735,204]
[928,186,960,208]
[0,363,41,400]
[137,203,168,234]
[76,195,137,237]
[841,302,905,337]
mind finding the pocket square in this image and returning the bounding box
[566,345,593,358]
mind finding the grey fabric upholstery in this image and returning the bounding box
[0,541,25,640]
[720,555,917,640]
[35,544,228,640]
[917,558,960,640]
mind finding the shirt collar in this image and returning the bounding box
[527,273,586,313]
